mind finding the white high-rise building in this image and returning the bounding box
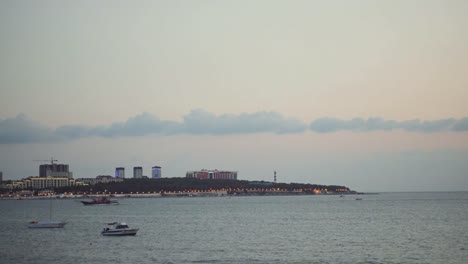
[133,167,143,178]
[115,167,125,178]
[152,166,162,179]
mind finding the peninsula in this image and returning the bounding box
[1,178,356,198]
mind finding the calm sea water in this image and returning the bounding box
[0,192,467,264]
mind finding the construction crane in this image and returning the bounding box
[33,157,58,164]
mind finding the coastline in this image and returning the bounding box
[0,190,368,200]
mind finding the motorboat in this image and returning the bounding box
[28,220,67,228]
[101,222,139,236]
[81,196,118,205]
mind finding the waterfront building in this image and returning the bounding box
[133,167,143,178]
[115,167,125,178]
[5,161,85,190]
[76,178,95,185]
[77,175,124,185]
[96,175,123,183]
[7,176,86,190]
[152,166,162,179]
[186,169,237,180]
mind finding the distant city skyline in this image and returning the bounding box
[1,0,467,192]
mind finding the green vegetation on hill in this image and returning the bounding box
[53,178,351,194]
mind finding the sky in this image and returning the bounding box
[1,0,467,192]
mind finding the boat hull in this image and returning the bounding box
[28,221,67,228]
[81,201,118,205]
[101,229,139,236]
[81,200,118,205]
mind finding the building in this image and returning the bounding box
[115,167,125,178]
[39,163,73,178]
[7,176,86,190]
[77,175,124,185]
[5,162,85,190]
[96,175,123,183]
[133,167,143,178]
[186,169,237,180]
[152,166,162,179]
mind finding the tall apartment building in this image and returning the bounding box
[115,167,125,178]
[133,167,143,178]
[152,166,162,179]
[39,163,73,178]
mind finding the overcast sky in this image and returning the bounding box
[1,0,467,192]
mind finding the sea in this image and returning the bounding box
[0,192,467,264]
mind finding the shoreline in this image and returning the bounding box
[0,191,370,200]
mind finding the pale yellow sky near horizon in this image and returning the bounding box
[1,0,467,127]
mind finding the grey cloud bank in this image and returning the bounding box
[182,110,307,135]
[310,117,468,133]
[0,114,56,143]
[1,111,468,143]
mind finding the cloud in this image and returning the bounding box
[452,117,468,132]
[0,114,57,143]
[53,112,183,139]
[182,109,307,134]
[0,110,307,143]
[88,112,181,137]
[1,111,468,143]
[310,117,465,133]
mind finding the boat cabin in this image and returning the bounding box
[115,224,129,229]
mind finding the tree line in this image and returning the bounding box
[52,178,351,194]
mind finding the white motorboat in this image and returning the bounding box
[28,220,67,228]
[101,222,139,236]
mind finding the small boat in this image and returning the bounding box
[81,196,118,205]
[28,220,67,228]
[101,222,139,236]
[355,197,363,200]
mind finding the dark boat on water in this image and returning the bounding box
[81,196,118,205]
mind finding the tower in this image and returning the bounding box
[133,167,143,178]
[115,167,125,178]
[152,166,162,179]
[274,171,277,183]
